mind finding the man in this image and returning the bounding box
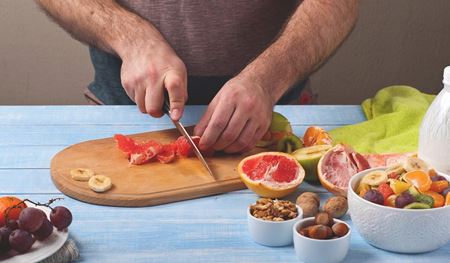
[36,0,358,153]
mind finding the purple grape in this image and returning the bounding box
[9,229,34,253]
[6,219,19,230]
[395,191,416,208]
[18,208,46,233]
[33,218,53,241]
[50,206,72,230]
[442,187,450,196]
[431,175,447,182]
[0,226,12,252]
[363,189,384,205]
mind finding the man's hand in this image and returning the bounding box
[194,75,273,153]
[120,42,187,120]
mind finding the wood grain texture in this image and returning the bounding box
[50,127,263,207]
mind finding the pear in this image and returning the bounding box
[276,134,303,153]
[292,145,332,183]
[257,112,293,148]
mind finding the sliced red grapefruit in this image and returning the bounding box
[318,144,370,196]
[238,152,305,198]
[157,143,177,164]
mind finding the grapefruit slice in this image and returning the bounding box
[238,152,305,198]
[318,144,370,196]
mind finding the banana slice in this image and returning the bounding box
[70,168,95,181]
[360,170,388,186]
[385,163,406,177]
[88,175,112,193]
[403,157,428,172]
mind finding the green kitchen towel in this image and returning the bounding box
[329,86,435,153]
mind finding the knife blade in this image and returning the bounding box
[162,91,215,179]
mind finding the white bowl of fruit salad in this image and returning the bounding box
[348,157,450,253]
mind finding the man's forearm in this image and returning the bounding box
[240,0,359,104]
[36,0,167,58]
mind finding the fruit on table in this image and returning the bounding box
[9,229,35,254]
[88,175,112,193]
[302,126,333,147]
[0,197,27,227]
[404,170,432,192]
[291,144,332,183]
[238,152,305,198]
[33,218,53,241]
[318,144,370,196]
[70,168,95,181]
[296,192,320,217]
[360,170,388,187]
[323,196,348,218]
[50,206,73,230]
[18,207,46,233]
[256,112,293,147]
[276,134,303,153]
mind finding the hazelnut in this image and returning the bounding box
[308,225,333,240]
[298,201,319,217]
[323,196,348,218]
[332,222,349,237]
[314,212,334,227]
[296,193,320,207]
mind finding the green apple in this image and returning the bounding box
[292,145,332,183]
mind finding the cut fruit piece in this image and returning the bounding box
[360,170,388,187]
[302,126,332,147]
[114,134,162,165]
[292,145,332,182]
[317,144,370,196]
[445,192,450,206]
[404,170,432,192]
[422,191,445,207]
[403,157,429,172]
[385,195,397,207]
[157,143,177,164]
[269,112,292,133]
[430,180,449,193]
[276,134,303,153]
[404,202,431,209]
[415,194,435,207]
[389,179,411,195]
[238,152,305,198]
[175,136,214,158]
[0,197,27,226]
[377,183,394,200]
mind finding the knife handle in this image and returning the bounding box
[162,90,171,114]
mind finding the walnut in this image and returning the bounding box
[249,198,298,221]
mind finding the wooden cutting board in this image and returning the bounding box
[50,127,262,207]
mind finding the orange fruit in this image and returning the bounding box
[423,191,445,207]
[0,196,27,226]
[404,170,432,192]
[318,144,370,197]
[430,180,449,193]
[238,152,304,198]
[445,192,450,206]
[303,126,332,147]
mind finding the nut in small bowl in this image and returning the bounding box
[247,198,303,247]
[293,217,351,263]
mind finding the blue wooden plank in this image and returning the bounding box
[0,145,62,168]
[0,125,342,146]
[5,193,448,263]
[0,105,365,126]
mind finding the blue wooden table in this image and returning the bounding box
[0,105,448,262]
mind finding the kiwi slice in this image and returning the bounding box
[407,186,420,197]
[404,202,431,209]
[292,145,332,182]
[415,194,435,207]
[276,134,302,153]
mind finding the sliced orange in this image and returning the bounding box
[423,191,445,207]
[404,170,432,192]
[238,152,305,198]
[430,180,449,193]
[445,192,450,206]
[303,126,332,147]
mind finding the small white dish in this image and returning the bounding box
[247,205,302,247]
[293,217,351,263]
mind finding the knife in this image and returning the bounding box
[162,91,215,179]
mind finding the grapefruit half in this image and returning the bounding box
[238,152,305,198]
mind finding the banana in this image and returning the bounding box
[88,175,112,193]
[360,170,388,186]
[403,157,429,172]
[385,163,406,177]
[70,168,95,181]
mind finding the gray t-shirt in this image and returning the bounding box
[88,0,304,104]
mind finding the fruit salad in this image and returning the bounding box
[356,157,450,209]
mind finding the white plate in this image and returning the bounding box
[0,202,69,263]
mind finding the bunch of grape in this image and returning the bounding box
[0,206,72,254]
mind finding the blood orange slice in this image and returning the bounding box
[238,152,305,198]
[157,143,177,164]
[114,134,162,165]
[318,144,370,196]
[175,136,214,157]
